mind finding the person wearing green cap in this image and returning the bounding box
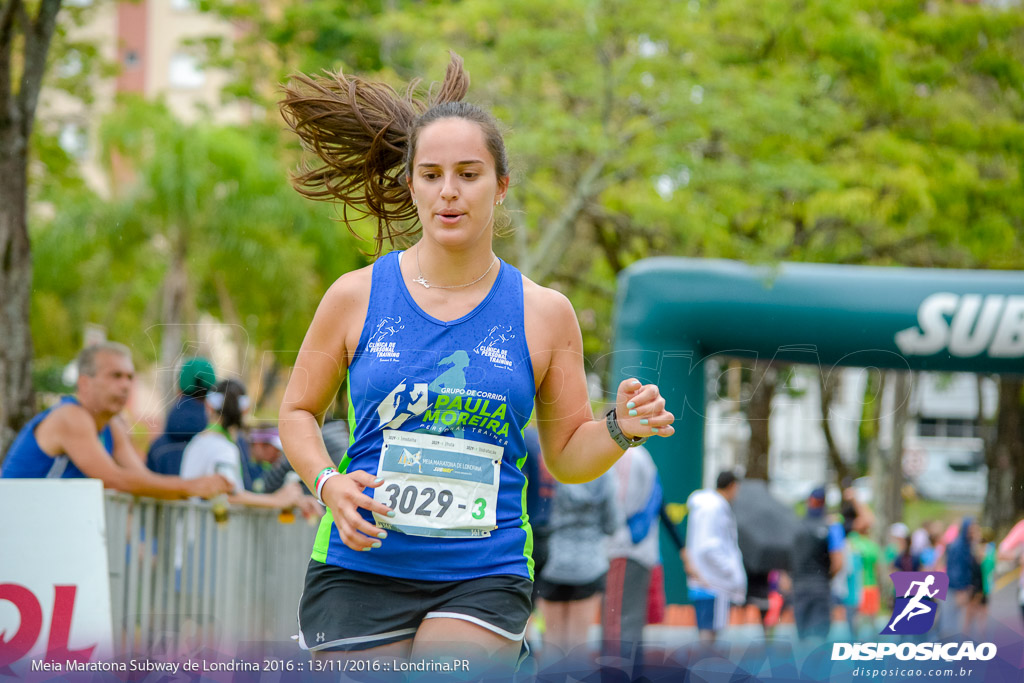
[179,356,217,396]
[146,356,217,476]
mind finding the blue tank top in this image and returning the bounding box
[1,396,114,479]
[311,250,538,581]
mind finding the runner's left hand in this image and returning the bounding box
[615,378,675,440]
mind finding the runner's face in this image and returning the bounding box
[81,352,134,414]
[407,118,508,249]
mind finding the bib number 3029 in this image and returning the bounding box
[381,484,453,517]
[373,430,501,538]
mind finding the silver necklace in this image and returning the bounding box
[413,248,498,290]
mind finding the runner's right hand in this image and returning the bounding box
[321,470,394,551]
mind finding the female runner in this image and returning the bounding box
[278,54,674,672]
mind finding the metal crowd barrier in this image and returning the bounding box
[103,493,315,656]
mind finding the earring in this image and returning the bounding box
[496,198,503,206]
[412,198,417,206]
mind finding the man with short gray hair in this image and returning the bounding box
[1,343,230,499]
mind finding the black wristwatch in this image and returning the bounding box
[605,408,648,450]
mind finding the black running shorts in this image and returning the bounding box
[297,559,533,652]
[534,573,606,603]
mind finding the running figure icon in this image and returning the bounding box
[888,574,939,631]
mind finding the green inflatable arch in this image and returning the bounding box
[610,257,1024,603]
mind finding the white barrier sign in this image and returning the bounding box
[0,480,113,673]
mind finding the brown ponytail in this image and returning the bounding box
[280,54,474,256]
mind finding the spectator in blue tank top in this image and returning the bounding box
[277,53,676,673]
[1,342,230,500]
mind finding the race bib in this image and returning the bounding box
[372,430,501,538]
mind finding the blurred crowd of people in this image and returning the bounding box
[1,343,325,524]
[7,343,1024,671]
[525,431,683,680]
[148,355,321,520]
[727,479,1023,645]
[525,451,1024,674]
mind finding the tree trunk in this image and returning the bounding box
[985,377,1023,534]
[873,371,911,547]
[0,137,36,459]
[158,248,189,402]
[0,0,65,458]
[745,360,777,481]
[213,273,247,376]
[255,360,282,413]
[859,370,886,477]
[1011,378,1024,523]
[819,369,851,487]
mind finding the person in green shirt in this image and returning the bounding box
[847,516,884,638]
[980,528,997,599]
[972,527,997,640]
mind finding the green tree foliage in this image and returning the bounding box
[204,0,1022,368]
[194,0,432,108]
[28,0,1024,411]
[30,97,364,391]
[393,0,1024,266]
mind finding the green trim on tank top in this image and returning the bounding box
[310,373,358,563]
[517,409,536,580]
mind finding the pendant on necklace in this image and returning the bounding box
[413,276,431,289]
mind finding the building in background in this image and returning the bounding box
[39,0,248,196]
[893,372,994,504]
[36,0,253,427]
[704,367,993,506]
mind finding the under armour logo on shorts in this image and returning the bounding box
[317,632,325,643]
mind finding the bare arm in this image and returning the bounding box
[279,269,393,550]
[54,409,229,499]
[829,549,844,579]
[228,481,313,510]
[527,285,674,483]
[997,521,1024,560]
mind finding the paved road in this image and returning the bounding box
[985,564,1022,637]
